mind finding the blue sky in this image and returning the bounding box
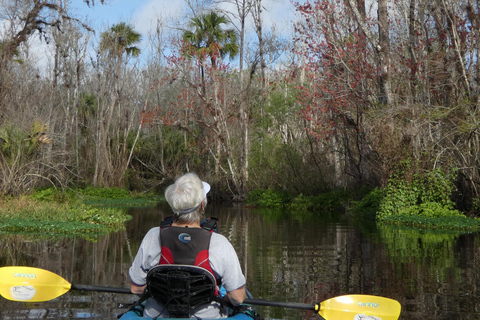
[72,0,298,59]
[76,0,298,31]
[0,0,298,73]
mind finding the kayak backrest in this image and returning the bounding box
[146,265,217,318]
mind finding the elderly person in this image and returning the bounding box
[129,172,246,318]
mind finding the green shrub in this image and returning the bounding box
[378,166,466,223]
[416,202,463,218]
[248,188,353,213]
[79,186,130,199]
[245,189,292,208]
[288,194,313,211]
[31,188,76,203]
[307,190,351,213]
[348,188,383,219]
[30,187,161,206]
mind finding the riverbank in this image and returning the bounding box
[246,187,480,231]
[2,185,480,236]
[0,187,162,239]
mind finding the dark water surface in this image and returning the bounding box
[1,203,479,319]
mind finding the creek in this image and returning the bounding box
[0,203,479,319]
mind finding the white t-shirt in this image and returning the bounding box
[129,227,246,318]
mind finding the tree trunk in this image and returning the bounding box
[251,0,266,90]
[408,0,418,102]
[237,0,249,197]
[378,0,393,105]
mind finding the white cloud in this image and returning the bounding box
[216,0,297,40]
[261,0,296,33]
[132,0,185,36]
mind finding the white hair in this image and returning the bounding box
[164,173,208,224]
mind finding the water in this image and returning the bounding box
[1,203,479,319]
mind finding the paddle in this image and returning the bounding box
[0,266,131,302]
[243,295,401,320]
[0,266,401,320]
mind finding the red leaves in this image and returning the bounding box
[293,0,375,140]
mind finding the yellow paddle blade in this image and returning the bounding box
[319,294,401,320]
[0,266,72,302]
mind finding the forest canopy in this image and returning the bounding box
[0,0,479,217]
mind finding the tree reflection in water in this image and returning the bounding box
[0,204,479,319]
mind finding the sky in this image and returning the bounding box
[0,0,299,73]
[70,0,299,64]
[76,0,298,33]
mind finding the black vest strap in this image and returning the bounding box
[160,216,219,233]
[160,216,174,229]
[200,217,219,232]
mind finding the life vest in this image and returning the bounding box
[145,217,228,318]
[158,216,221,287]
[124,217,230,319]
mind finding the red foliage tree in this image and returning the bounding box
[294,0,379,186]
[141,38,245,194]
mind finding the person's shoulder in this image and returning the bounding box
[143,226,160,238]
[210,232,232,245]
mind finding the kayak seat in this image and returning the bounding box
[146,265,218,318]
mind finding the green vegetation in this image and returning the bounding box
[379,214,480,231]
[245,189,292,208]
[31,187,162,206]
[0,187,161,239]
[377,224,468,290]
[377,166,461,219]
[0,198,128,238]
[246,188,352,213]
[373,166,480,231]
[247,167,480,231]
[348,188,383,220]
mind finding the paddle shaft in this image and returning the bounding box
[71,284,131,294]
[243,298,317,311]
[71,286,318,311]
[71,287,317,311]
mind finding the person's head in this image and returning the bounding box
[164,172,210,224]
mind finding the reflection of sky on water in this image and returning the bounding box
[0,205,479,319]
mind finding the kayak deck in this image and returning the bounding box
[118,304,257,320]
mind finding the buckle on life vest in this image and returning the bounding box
[200,217,219,232]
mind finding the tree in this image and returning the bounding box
[181,11,241,181]
[216,0,256,196]
[183,11,239,69]
[141,14,252,196]
[100,22,141,60]
[0,0,93,65]
[250,0,266,89]
[345,0,392,105]
[295,0,380,187]
[0,0,94,115]
[92,22,142,187]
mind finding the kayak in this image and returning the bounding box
[0,266,401,320]
[118,303,257,320]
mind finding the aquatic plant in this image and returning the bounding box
[0,196,132,239]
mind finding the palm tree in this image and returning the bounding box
[94,23,141,187]
[100,22,141,60]
[183,12,239,68]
